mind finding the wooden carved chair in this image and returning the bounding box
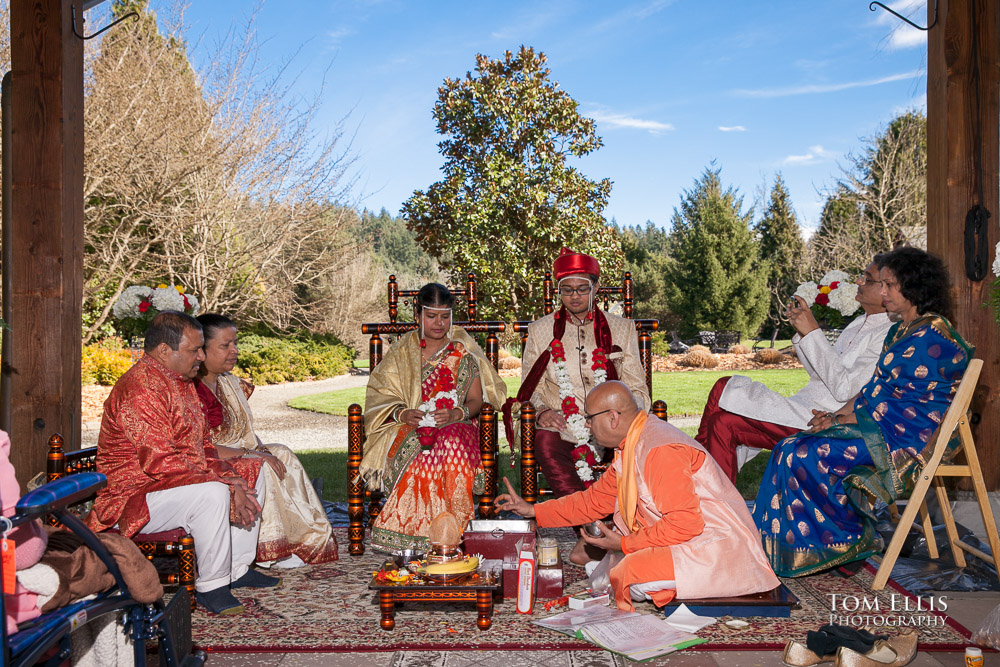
[511,271,668,501]
[872,358,1000,590]
[346,273,505,556]
[47,435,197,610]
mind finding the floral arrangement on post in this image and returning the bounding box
[987,242,1000,323]
[112,284,200,339]
[792,270,861,329]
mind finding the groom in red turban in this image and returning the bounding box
[511,248,650,563]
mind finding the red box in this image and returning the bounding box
[463,519,536,562]
[537,565,565,599]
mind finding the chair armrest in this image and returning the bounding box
[15,472,106,520]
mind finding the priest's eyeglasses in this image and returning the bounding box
[559,285,594,296]
[584,408,617,422]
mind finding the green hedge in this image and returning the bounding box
[234,334,355,385]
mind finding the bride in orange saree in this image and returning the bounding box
[361,283,507,555]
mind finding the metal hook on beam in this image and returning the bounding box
[869,0,937,31]
[71,4,139,40]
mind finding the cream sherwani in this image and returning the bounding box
[522,310,650,435]
[719,312,893,429]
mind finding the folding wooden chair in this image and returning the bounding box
[872,358,1000,590]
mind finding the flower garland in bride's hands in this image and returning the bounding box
[793,270,860,329]
[112,283,200,339]
[549,340,609,483]
[417,352,459,430]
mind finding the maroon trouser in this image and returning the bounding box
[695,377,799,484]
[535,428,587,498]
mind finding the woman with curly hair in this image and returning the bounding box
[753,247,973,576]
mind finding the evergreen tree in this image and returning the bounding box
[755,174,806,332]
[664,166,769,337]
[620,222,672,326]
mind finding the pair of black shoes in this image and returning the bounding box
[196,569,281,615]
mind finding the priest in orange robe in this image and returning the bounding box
[89,311,278,615]
[496,381,778,610]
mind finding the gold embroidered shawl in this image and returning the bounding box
[212,373,261,451]
[360,329,507,490]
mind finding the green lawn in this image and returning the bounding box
[293,370,800,502]
[290,369,809,418]
[299,431,768,503]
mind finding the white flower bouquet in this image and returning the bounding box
[111,283,200,339]
[793,270,861,329]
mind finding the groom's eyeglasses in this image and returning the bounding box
[584,408,616,423]
[559,285,593,296]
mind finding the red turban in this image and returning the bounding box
[552,247,600,281]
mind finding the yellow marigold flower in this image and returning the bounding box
[819,285,831,294]
[157,283,168,289]
[175,285,185,294]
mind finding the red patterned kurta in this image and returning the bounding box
[88,355,240,537]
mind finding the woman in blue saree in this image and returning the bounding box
[753,247,973,577]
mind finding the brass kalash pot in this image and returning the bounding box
[426,510,465,564]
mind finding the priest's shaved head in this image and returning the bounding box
[585,381,641,449]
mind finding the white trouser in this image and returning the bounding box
[143,470,265,593]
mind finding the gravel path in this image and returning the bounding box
[80,369,702,451]
[81,371,371,452]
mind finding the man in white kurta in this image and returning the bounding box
[695,259,893,482]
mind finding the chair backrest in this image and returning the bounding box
[362,274,505,372]
[512,271,659,397]
[920,358,982,471]
[386,273,481,323]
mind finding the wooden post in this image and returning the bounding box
[927,0,1000,489]
[2,0,84,486]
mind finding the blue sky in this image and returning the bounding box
[177,0,929,234]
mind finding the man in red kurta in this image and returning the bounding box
[497,381,778,610]
[89,311,278,615]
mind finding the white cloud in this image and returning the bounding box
[327,27,354,44]
[783,145,836,166]
[734,70,924,98]
[588,110,674,133]
[871,0,929,50]
[718,125,746,132]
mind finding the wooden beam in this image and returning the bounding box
[2,0,84,486]
[926,0,1000,489]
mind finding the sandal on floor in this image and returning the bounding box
[782,640,835,666]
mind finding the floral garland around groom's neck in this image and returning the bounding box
[550,339,609,485]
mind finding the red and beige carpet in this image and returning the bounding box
[193,528,972,654]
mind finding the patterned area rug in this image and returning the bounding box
[194,528,972,653]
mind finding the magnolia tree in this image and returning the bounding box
[403,47,620,320]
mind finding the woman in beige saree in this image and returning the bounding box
[361,283,507,554]
[194,314,338,567]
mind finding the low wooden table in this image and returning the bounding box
[368,569,501,631]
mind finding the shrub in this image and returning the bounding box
[82,344,134,385]
[651,335,671,357]
[687,344,711,354]
[500,356,522,370]
[679,349,719,368]
[235,334,354,385]
[498,347,512,359]
[728,344,751,354]
[754,348,786,365]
